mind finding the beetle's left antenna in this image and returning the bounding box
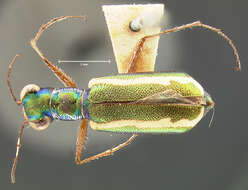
[7,55,28,183]
[11,121,28,184]
[7,54,22,105]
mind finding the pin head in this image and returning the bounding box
[129,17,143,32]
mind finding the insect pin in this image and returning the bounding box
[7,15,241,183]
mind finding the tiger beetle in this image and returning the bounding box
[7,15,241,183]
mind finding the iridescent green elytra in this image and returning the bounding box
[84,72,214,133]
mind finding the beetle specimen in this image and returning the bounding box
[7,15,241,183]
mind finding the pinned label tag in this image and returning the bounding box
[102,4,164,73]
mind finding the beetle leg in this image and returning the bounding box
[30,16,86,87]
[75,119,88,164]
[75,127,138,165]
[127,21,241,73]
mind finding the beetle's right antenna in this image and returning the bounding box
[7,54,22,105]
[11,121,28,184]
[128,21,241,72]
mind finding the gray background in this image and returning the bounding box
[0,0,247,189]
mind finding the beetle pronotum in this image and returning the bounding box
[7,15,241,183]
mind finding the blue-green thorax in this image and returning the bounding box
[22,88,83,122]
[50,88,83,120]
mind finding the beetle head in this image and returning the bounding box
[20,84,53,130]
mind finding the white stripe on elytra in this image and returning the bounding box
[90,107,204,130]
[89,76,204,95]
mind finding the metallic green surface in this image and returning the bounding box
[99,72,190,80]
[88,81,201,103]
[85,73,211,133]
[22,88,52,122]
[50,89,82,120]
[88,104,202,123]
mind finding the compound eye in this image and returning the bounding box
[29,116,52,131]
[20,84,40,102]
